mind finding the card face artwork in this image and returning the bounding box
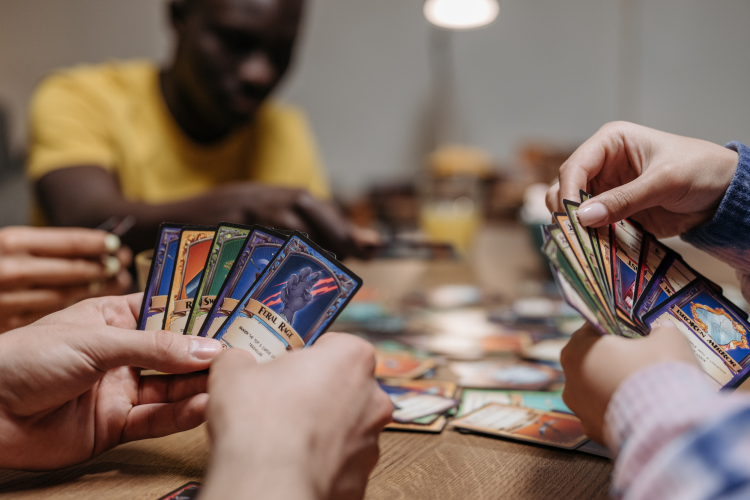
[380,385,458,423]
[449,361,561,390]
[198,227,286,338]
[634,255,696,322]
[183,224,253,336]
[213,233,362,362]
[610,219,643,317]
[375,350,436,379]
[634,233,671,309]
[451,403,588,450]
[164,227,217,333]
[644,279,750,389]
[138,224,183,331]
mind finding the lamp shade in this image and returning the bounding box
[423,0,499,30]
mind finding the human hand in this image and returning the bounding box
[546,122,738,237]
[0,293,223,470]
[202,333,393,500]
[201,184,372,259]
[560,322,698,444]
[0,226,133,332]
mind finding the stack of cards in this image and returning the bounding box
[138,223,362,362]
[545,190,750,389]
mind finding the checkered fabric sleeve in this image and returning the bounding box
[604,362,750,500]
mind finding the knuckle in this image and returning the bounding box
[152,330,181,359]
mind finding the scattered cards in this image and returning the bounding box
[138,224,362,361]
[451,403,588,450]
[545,191,750,389]
[449,360,561,390]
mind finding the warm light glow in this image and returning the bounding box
[423,0,499,30]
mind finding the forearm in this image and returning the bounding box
[682,141,750,301]
[606,363,750,499]
[200,434,319,500]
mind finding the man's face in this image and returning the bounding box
[172,0,302,130]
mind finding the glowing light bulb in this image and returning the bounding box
[423,0,500,30]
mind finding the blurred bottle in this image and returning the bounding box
[419,145,492,255]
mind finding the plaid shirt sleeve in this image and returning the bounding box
[605,362,750,500]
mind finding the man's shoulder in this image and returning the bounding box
[34,60,158,101]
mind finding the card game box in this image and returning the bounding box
[545,191,750,390]
[138,223,363,362]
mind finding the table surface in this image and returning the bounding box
[7,222,738,500]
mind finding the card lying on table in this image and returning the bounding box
[451,403,588,450]
[212,232,363,362]
[545,191,750,390]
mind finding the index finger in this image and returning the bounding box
[557,130,615,203]
[0,226,120,257]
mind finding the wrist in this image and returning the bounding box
[203,425,322,500]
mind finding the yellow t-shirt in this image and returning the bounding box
[26,60,329,223]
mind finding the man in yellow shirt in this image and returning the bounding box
[27,0,366,257]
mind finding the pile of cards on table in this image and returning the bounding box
[544,190,750,389]
[137,223,362,362]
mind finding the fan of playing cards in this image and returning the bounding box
[544,190,750,390]
[137,223,362,362]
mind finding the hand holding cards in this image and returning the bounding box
[545,191,750,390]
[138,223,362,361]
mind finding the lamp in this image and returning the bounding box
[423,0,500,30]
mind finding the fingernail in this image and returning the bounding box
[578,202,607,227]
[104,234,121,253]
[190,338,223,360]
[103,255,121,277]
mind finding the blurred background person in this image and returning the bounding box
[24,0,367,258]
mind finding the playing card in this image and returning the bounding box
[633,233,672,310]
[609,219,647,336]
[137,223,183,331]
[197,227,287,338]
[213,232,363,361]
[545,238,610,334]
[451,403,588,450]
[375,350,436,379]
[163,226,217,333]
[457,389,570,417]
[563,199,611,307]
[157,482,201,500]
[633,254,698,323]
[550,213,617,330]
[448,360,561,390]
[182,223,254,336]
[643,278,750,389]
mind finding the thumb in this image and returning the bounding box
[577,174,660,227]
[82,328,223,374]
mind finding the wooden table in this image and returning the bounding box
[13,221,736,499]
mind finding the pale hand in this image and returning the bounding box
[560,322,698,444]
[0,293,223,470]
[546,122,738,237]
[201,333,393,500]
